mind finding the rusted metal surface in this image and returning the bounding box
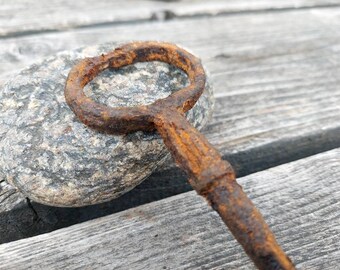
[65,41,205,134]
[65,41,295,270]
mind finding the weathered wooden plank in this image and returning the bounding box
[1,8,340,155]
[1,7,340,244]
[1,0,340,37]
[1,149,339,269]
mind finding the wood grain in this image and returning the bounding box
[1,149,339,269]
[1,7,340,244]
[1,0,340,37]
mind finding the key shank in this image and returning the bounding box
[153,108,295,270]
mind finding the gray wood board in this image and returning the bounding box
[1,0,340,38]
[1,7,340,244]
[1,149,340,269]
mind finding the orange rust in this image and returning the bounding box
[64,41,295,270]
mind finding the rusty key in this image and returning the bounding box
[64,41,295,270]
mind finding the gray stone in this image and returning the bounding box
[0,42,214,207]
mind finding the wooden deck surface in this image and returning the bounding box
[0,0,340,269]
[1,149,340,269]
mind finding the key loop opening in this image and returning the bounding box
[64,41,207,134]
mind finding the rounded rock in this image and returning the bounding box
[0,42,214,207]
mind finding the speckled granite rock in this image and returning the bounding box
[0,42,214,207]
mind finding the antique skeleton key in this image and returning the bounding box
[64,41,295,270]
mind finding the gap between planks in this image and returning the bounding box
[1,0,340,38]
